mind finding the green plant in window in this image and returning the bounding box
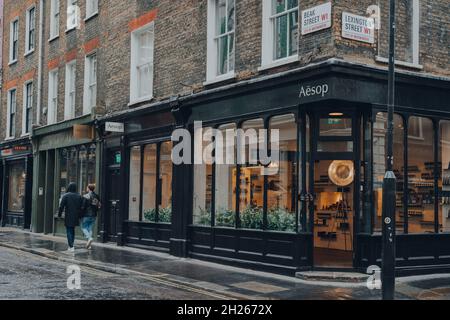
[143,206,172,223]
[268,207,295,232]
[195,207,212,225]
[215,208,236,227]
[240,206,264,229]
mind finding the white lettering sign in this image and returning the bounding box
[301,2,332,35]
[342,12,375,44]
[299,84,329,99]
[105,122,125,133]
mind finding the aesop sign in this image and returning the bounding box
[299,83,329,99]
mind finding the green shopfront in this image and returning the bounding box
[98,59,450,276]
[31,116,101,237]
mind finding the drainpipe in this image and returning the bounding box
[36,0,44,126]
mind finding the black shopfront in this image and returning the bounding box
[100,59,450,276]
[0,138,33,229]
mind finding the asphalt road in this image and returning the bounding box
[0,247,220,300]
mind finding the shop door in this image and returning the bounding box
[309,113,359,269]
[312,159,354,268]
[106,167,121,242]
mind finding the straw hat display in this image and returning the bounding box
[328,160,355,187]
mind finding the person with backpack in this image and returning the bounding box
[81,184,101,250]
[58,183,83,253]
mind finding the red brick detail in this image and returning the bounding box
[5,79,19,91]
[84,37,100,54]
[22,69,36,82]
[48,57,61,70]
[128,9,158,32]
[65,49,78,62]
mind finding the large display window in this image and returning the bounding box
[127,141,173,224]
[7,161,26,213]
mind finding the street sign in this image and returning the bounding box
[301,2,332,35]
[342,12,375,44]
[105,122,125,133]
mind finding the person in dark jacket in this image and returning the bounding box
[81,184,101,250]
[58,183,83,252]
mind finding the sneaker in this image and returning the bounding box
[67,247,75,253]
[86,239,93,250]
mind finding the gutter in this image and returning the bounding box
[36,0,44,126]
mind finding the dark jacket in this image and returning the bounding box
[81,191,101,218]
[58,183,83,227]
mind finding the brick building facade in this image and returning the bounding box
[0,0,449,275]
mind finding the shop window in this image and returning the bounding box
[193,127,214,226]
[261,0,298,68]
[128,146,141,222]
[78,146,88,194]
[373,113,404,233]
[267,114,297,232]
[128,142,173,223]
[87,144,96,186]
[408,116,434,233]
[440,121,450,233]
[319,118,352,137]
[238,119,265,229]
[7,162,26,213]
[142,144,157,222]
[206,0,235,82]
[215,123,237,227]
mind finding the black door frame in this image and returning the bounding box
[306,107,362,269]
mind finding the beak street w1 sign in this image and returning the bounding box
[301,2,332,35]
[105,122,125,133]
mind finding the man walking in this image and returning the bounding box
[58,183,83,252]
[81,184,101,250]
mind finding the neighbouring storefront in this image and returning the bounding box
[98,59,450,276]
[31,115,100,236]
[0,138,33,229]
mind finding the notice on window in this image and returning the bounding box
[342,12,375,44]
[301,2,332,35]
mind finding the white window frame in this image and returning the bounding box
[48,69,59,125]
[130,22,154,104]
[7,88,17,139]
[66,0,80,31]
[50,0,60,40]
[9,18,19,64]
[22,81,34,135]
[25,6,36,55]
[260,0,299,71]
[64,61,76,120]
[83,54,97,114]
[376,0,421,69]
[85,0,99,20]
[205,0,236,84]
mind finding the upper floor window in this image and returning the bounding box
[50,0,60,39]
[64,61,76,120]
[86,0,98,19]
[25,7,36,54]
[130,22,154,103]
[83,54,97,114]
[7,89,17,139]
[261,0,298,68]
[206,0,235,83]
[23,82,34,135]
[67,0,80,31]
[377,0,421,67]
[48,69,59,125]
[9,19,19,63]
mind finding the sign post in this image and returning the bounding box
[382,0,397,300]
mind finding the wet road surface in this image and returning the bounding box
[0,247,218,300]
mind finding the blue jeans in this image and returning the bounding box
[66,227,75,248]
[81,217,96,241]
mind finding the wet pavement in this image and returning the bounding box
[1,229,449,300]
